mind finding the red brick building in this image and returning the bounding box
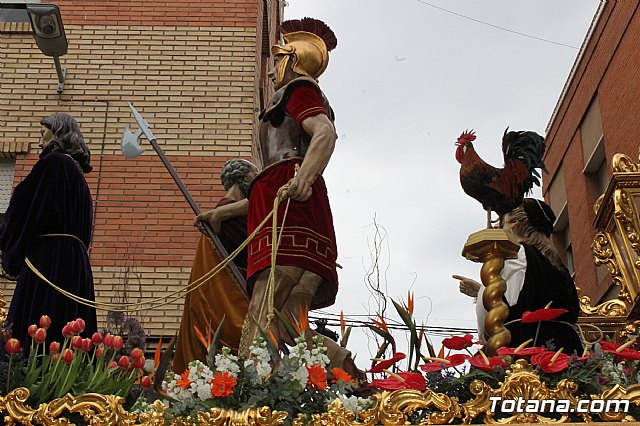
[0,0,280,337]
[544,1,640,303]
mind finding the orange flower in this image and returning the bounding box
[176,370,191,389]
[371,313,389,333]
[331,367,353,384]
[306,364,328,390]
[210,371,237,397]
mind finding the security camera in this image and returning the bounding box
[26,3,67,57]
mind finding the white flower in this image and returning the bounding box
[215,347,240,376]
[290,364,309,387]
[339,395,374,414]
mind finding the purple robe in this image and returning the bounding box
[1,152,96,348]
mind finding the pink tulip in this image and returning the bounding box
[61,349,74,364]
[91,332,103,345]
[34,328,47,344]
[141,376,153,388]
[5,338,20,355]
[39,315,51,330]
[118,355,130,369]
[49,341,61,354]
[27,324,38,337]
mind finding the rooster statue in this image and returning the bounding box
[455,129,548,228]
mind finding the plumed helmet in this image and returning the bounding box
[272,17,337,80]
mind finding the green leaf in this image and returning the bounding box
[207,315,226,367]
[340,325,352,348]
[154,334,177,393]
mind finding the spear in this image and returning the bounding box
[121,102,247,296]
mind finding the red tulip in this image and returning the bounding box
[109,361,117,369]
[118,355,130,369]
[39,315,51,330]
[367,352,406,374]
[71,335,83,350]
[75,318,86,333]
[104,333,114,348]
[81,338,93,352]
[96,347,105,358]
[91,332,103,345]
[112,335,124,351]
[61,349,74,364]
[34,328,47,344]
[27,324,38,337]
[5,338,20,355]
[130,347,144,360]
[132,356,145,369]
[521,308,568,323]
[62,323,73,338]
[141,376,153,388]
[69,321,81,334]
[50,353,59,362]
[49,341,61,354]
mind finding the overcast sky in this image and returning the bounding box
[283,1,600,362]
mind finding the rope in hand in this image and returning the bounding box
[24,178,294,313]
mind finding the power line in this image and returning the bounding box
[416,0,580,50]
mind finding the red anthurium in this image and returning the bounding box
[531,349,569,373]
[496,347,545,357]
[367,352,406,373]
[442,334,481,350]
[599,340,640,360]
[5,338,20,355]
[370,371,426,391]
[468,352,506,371]
[420,354,469,372]
[521,308,568,323]
[39,315,51,330]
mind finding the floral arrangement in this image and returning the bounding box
[1,315,153,407]
[157,331,371,421]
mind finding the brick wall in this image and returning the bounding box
[0,0,276,339]
[544,1,640,301]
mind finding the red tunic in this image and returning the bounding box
[247,84,338,309]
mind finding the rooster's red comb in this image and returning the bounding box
[457,130,476,144]
[281,17,337,51]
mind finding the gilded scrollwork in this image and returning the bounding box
[612,153,640,173]
[579,295,627,317]
[592,232,632,305]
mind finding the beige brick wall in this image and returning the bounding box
[0,8,269,338]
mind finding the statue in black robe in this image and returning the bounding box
[1,113,96,349]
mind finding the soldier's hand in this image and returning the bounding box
[194,209,221,234]
[286,176,313,202]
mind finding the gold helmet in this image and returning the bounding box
[272,18,337,84]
